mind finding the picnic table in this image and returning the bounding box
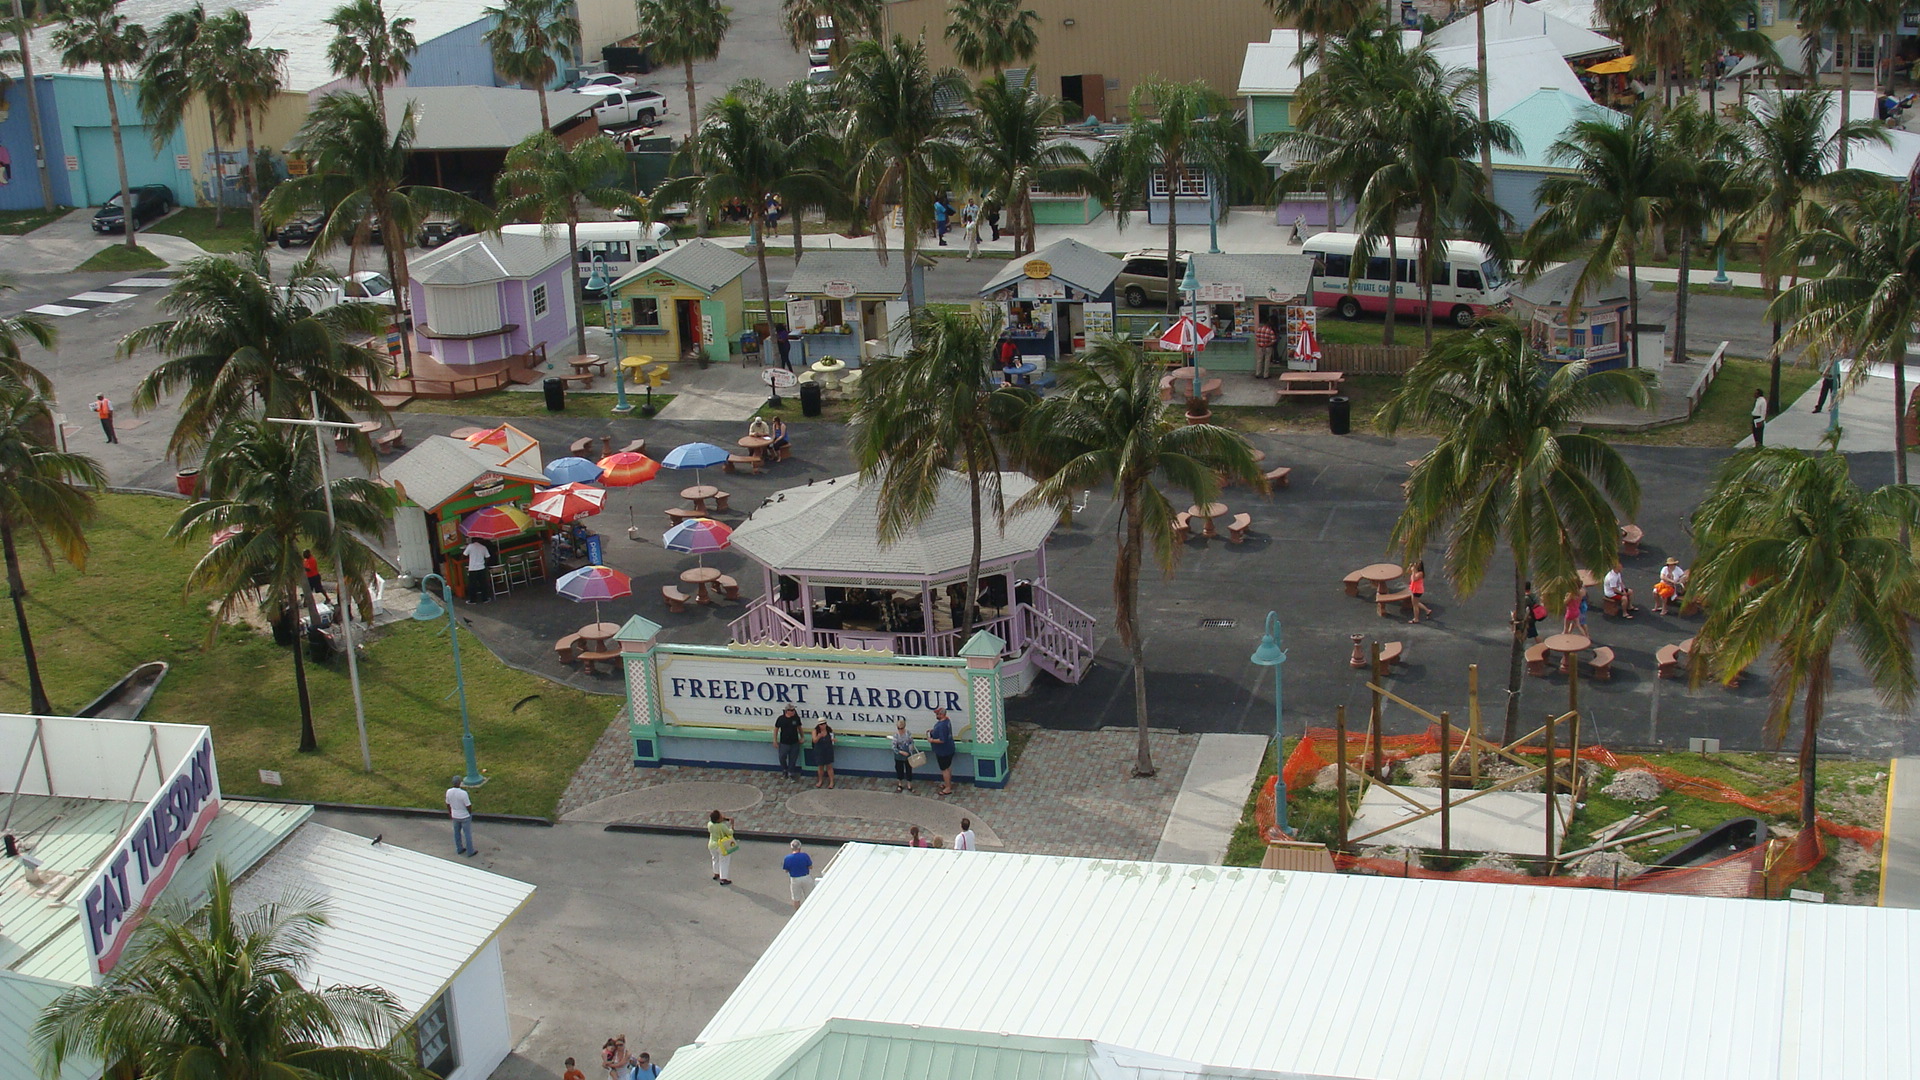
[1542,632,1592,675]
[570,354,607,375]
[1004,362,1035,386]
[1187,502,1229,538]
[1354,562,1403,597]
[680,565,723,603]
[810,358,847,389]
[680,484,721,510]
[738,435,773,460]
[577,622,621,649]
[1276,371,1344,401]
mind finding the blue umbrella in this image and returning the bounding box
[660,441,732,486]
[545,456,604,485]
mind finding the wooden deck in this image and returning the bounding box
[355,344,547,400]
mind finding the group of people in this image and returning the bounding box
[931,195,1001,258]
[718,194,781,229]
[578,1037,658,1080]
[745,414,791,460]
[772,704,837,786]
[765,706,959,796]
[1515,556,1690,639]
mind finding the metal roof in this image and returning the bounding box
[384,435,551,511]
[1428,3,1618,58]
[783,250,924,298]
[1490,88,1624,171]
[1187,254,1311,301]
[730,472,1056,579]
[413,233,572,286]
[0,972,96,1080]
[1512,259,1633,307]
[610,237,752,295]
[1427,36,1593,118]
[386,85,592,151]
[980,239,1122,297]
[1236,28,1420,95]
[693,844,1920,1080]
[227,823,534,1017]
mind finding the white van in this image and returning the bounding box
[502,221,676,284]
[1301,231,1508,327]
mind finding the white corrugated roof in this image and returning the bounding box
[1428,2,1617,58]
[1525,0,1607,32]
[414,232,572,285]
[692,844,1920,1080]
[228,823,533,1016]
[1758,91,1920,182]
[1428,35,1592,118]
[388,86,594,151]
[980,238,1122,296]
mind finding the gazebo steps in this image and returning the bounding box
[373,392,415,409]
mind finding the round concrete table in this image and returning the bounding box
[577,622,622,647]
[1353,563,1404,598]
[680,484,720,510]
[1542,632,1592,675]
[1187,502,1229,537]
[679,565,723,603]
[809,358,847,389]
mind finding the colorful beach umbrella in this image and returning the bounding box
[528,482,607,523]
[546,456,605,485]
[464,424,511,448]
[663,516,732,554]
[660,442,732,470]
[1158,316,1214,354]
[597,451,661,487]
[555,563,633,626]
[460,505,533,539]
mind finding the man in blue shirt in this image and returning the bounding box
[782,840,814,909]
[933,197,951,246]
[927,707,957,796]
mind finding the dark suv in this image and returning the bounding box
[91,184,174,234]
[275,207,330,248]
[418,216,475,249]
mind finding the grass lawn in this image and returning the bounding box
[0,209,64,235]
[76,244,166,272]
[0,494,613,818]
[1313,317,1466,348]
[144,207,264,254]
[400,389,675,418]
[1606,358,1820,447]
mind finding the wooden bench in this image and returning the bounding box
[1620,524,1644,557]
[1343,569,1366,597]
[374,428,405,453]
[1374,589,1413,617]
[711,491,731,512]
[559,372,595,389]
[619,438,647,455]
[723,453,763,474]
[663,585,692,613]
[1276,371,1344,401]
[1265,466,1292,489]
[577,648,620,675]
[1526,642,1552,677]
[553,633,582,665]
[1374,640,1405,673]
[1173,511,1193,541]
[1655,644,1683,679]
[664,506,704,525]
[1227,513,1252,543]
[717,574,740,601]
[1585,646,1616,681]
[569,437,594,456]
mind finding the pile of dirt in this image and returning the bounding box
[1357,844,1423,869]
[1467,852,1524,875]
[1484,762,1542,793]
[1396,753,1443,786]
[1602,768,1664,802]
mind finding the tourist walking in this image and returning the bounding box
[965,212,981,260]
[1751,388,1767,447]
[1813,357,1839,412]
[774,705,804,779]
[631,1053,659,1079]
[984,203,1001,241]
[1518,581,1543,640]
[890,719,919,793]
[927,707,957,795]
[707,810,736,884]
[602,1038,630,1080]
[302,549,329,603]
[932,196,951,245]
[953,817,977,851]
[1407,560,1434,624]
[782,839,814,909]
[446,784,475,856]
[91,394,117,443]
[811,721,836,788]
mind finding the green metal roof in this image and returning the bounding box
[1490,88,1624,172]
[0,971,99,1080]
[665,1020,1097,1080]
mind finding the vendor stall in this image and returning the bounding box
[782,250,929,368]
[609,238,752,366]
[1510,258,1631,370]
[384,426,554,599]
[978,238,1120,368]
[1175,253,1313,373]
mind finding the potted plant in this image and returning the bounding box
[1184,395,1211,426]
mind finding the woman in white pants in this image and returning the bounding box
[707,810,735,884]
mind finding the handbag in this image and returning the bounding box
[719,834,739,855]
[1529,602,1547,621]
[907,751,928,768]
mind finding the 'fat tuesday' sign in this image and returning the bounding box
[82,732,222,975]
[654,653,971,737]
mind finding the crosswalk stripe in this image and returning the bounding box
[70,291,139,303]
[27,304,90,317]
[109,277,173,288]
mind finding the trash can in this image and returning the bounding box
[1328,395,1351,435]
[543,377,566,412]
[174,468,200,496]
[799,380,824,418]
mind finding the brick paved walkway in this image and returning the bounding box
[557,717,1202,860]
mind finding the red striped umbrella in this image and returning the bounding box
[597,451,661,487]
[528,483,606,523]
[460,505,533,539]
[1158,316,1214,353]
[464,424,511,448]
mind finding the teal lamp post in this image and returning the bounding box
[1249,610,1291,835]
[413,574,485,787]
[588,256,633,416]
[1179,259,1203,399]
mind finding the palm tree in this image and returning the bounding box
[1378,318,1651,742]
[1524,107,1674,369]
[168,417,396,753]
[36,864,425,1079]
[7,0,57,209]
[781,0,883,63]
[1796,0,1900,167]
[1262,0,1374,223]
[1773,182,1920,483]
[325,0,417,117]
[0,279,57,396]
[853,307,1037,640]
[1015,338,1265,776]
[1730,89,1885,412]
[52,0,147,251]
[1660,100,1741,365]
[266,91,494,377]
[482,0,578,131]
[496,133,643,358]
[753,78,845,259]
[1688,447,1920,826]
[1096,79,1266,316]
[140,4,236,228]
[965,74,1096,256]
[122,255,392,461]
[839,35,971,304]
[944,0,1038,76]
[206,10,286,242]
[635,0,729,177]
[656,91,835,331]
[0,382,105,717]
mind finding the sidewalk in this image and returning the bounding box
[1152,733,1268,865]
[1881,757,1920,907]
[0,207,212,272]
[1761,359,1911,453]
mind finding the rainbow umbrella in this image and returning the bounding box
[660,441,732,486]
[664,516,731,569]
[528,482,606,523]
[545,456,605,485]
[461,505,533,539]
[464,424,511,448]
[597,451,661,487]
[555,563,633,626]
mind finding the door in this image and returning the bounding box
[1055,302,1080,358]
[1080,75,1107,123]
[674,298,700,359]
[1060,75,1084,118]
[884,299,911,356]
[699,298,728,364]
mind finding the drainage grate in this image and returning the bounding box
[1199,618,1237,628]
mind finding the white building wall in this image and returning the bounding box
[443,939,512,1080]
[577,0,640,55]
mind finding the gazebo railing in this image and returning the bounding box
[729,600,812,648]
[1022,585,1097,683]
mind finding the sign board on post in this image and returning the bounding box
[821,279,858,299]
[653,653,973,737]
[586,532,604,564]
[1196,283,1245,303]
[761,367,798,389]
[82,731,222,977]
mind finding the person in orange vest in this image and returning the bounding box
[91,394,117,443]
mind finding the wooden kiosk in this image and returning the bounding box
[384,426,554,599]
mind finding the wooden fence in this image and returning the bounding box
[1321,344,1425,374]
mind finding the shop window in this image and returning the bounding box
[414,991,457,1078]
[1150,168,1209,197]
[1854,37,1877,71]
[630,297,661,326]
[532,284,549,319]
[818,298,845,326]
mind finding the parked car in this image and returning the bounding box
[91,184,174,234]
[418,215,475,249]
[275,206,330,248]
[278,270,396,312]
[575,87,667,129]
[1115,248,1194,308]
[574,72,636,93]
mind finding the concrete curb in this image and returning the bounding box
[604,821,848,847]
[240,795,553,826]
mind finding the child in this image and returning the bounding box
[1408,560,1434,624]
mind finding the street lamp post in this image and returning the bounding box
[1180,260,1202,399]
[268,393,374,773]
[1249,610,1292,836]
[413,573,486,787]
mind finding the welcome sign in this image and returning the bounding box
[654,653,971,737]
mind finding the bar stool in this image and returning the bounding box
[488,564,511,597]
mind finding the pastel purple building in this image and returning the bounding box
[408,232,577,366]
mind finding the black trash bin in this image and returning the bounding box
[799,380,824,417]
[543,376,565,412]
[1328,395,1351,435]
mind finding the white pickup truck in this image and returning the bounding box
[277,271,396,311]
[574,87,668,129]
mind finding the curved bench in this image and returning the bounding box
[1586,646,1616,681]
[1655,644,1682,679]
[1525,642,1551,677]
[1374,590,1413,617]
[1227,513,1252,543]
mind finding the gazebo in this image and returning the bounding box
[726,471,1095,693]
[1511,258,1632,368]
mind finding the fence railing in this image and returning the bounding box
[1684,341,1730,417]
[1321,344,1425,374]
